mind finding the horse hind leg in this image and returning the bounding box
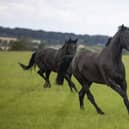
[87,89,104,115]
[74,72,87,108]
[45,71,51,88]
[79,80,104,115]
[37,70,48,88]
[79,88,86,109]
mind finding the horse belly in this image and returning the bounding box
[81,65,105,84]
[35,50,56,70]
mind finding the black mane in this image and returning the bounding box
[105,37,112,46]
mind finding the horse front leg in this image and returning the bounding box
[119,79,127,93]
[100,68,129,113]
[87,89,104,115]
[65,74,78,92]
[108,78,129,113]
[64,76,73,92]
[113,73,127,93]
[45,71,51,88]
[79,88,85,109]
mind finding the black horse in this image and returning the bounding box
[57,25,129,114]
[19,38,78,92]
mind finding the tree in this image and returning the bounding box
[10,40,25,50]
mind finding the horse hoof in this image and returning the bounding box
[43,85,48,88]
[80,106,84,110]
[43,86,48,88]
[97,110,105,115]
[70,89,74,93]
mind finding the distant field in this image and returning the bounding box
[0,51,129,129]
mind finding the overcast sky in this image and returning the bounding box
[0,0,129,36]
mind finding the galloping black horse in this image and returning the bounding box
[19,38,78,92]
[57,25,129,114]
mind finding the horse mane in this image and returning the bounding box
[105,37,112,46]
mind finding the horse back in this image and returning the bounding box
[35,48,58,70]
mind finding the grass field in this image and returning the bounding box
[0,51,129,129]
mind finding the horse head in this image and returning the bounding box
[118,24,129,51]
[62,38,78,55]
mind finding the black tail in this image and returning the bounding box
[56,55,74,85]
[19,52,36,70]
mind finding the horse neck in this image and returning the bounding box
[55,47,66,61]
[59,47,67,56]
[108,36,123,62]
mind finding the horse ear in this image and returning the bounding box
[122,24,124,28]
[119,24,125,31]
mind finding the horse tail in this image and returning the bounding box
[19,52,36,70]
[56,55,74,85]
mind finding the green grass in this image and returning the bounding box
[0,51,129,129]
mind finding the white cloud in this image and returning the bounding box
[0,0,129,36]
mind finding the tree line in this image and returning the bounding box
[0,26,109,46]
